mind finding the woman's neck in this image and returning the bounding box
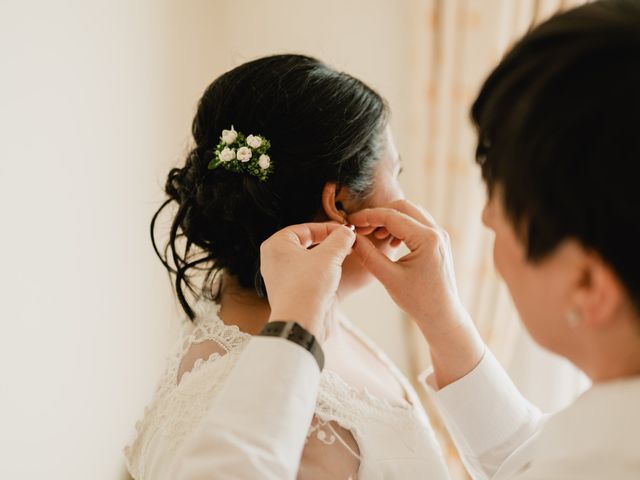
[573,315,640,383]
[217,273,343,336]
[217,274,270,335]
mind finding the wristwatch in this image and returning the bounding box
[259,321,325,371]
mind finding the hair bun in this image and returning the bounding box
[151,54,388,320]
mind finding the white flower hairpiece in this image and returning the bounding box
[208,126,273,181]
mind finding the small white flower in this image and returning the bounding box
[236,146,252,162]
[246,135,263,149]
[258,154,271,170]
[218,147,236,162]
[221,127,238,145]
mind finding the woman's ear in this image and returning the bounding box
[580,255,625,330]
[570,246,625,330]
[321,182,349,223]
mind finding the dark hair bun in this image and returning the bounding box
[152,54,388,319]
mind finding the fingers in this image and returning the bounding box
[385,199,438,228]
[352,234,398,285]
[315,224,357,264]
[348,207,427,252]
[373,227,391,240]
[350,200,437,230]
[277,222,345,249]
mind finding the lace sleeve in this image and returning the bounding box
[176,331,235,384]
[124,306,252,480]
[125,302,362,480]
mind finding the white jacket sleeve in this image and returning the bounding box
[421,348,544,480]
[167,336,321,480]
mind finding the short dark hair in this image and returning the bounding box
[472,0,640,312]
[152,54,388,319]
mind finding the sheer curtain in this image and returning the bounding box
[400,1,591,476]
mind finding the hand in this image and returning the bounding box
[349,200,465,335]
[348,200,484,387]
[260,222,356,342]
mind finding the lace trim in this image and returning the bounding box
[315,369,418,438]
[307,419,362,460]
[123,301,251,479]
[172,302,251,382]
[314,318,427,455]
[339,317,424,408]
[124,302,429,477]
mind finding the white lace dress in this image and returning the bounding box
[124,303,449,479]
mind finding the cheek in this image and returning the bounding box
[493,234,539,332]
[492,230,516,282]
[493,230,535,314]
[492,230,568,350]
[364,179,404,209]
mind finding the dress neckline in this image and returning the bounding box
[190,299,418,412]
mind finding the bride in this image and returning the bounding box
[124,54,449,479]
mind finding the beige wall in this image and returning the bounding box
[0,1,423,478]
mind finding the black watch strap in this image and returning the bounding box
[259,321,325,371]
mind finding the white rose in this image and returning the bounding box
[246,135,263,149]
[237,146,252,162]
[219,147,236,162]
[258,154,271,170]
[221,127,238,145]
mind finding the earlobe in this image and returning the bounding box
[335,202,348,222]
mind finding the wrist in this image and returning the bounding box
[414,303,473,345]
[259,320,325,370]
[416,310,485,389]
[268,311,324,341]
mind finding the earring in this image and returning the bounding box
[566,309,581,328]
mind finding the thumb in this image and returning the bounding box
[352,234,398,286]
[315,225,356,265]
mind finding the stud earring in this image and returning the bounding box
[566,309,581,327]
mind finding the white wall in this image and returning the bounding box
[0,1,420,478]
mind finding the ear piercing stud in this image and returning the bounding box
[567,309,581,327]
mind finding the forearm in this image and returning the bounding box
[417,307,486,389]
[418,308,543,478]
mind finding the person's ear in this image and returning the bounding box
[571,246,624,330]
[321,182,349,224]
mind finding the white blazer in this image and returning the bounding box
[167,337,640,479]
